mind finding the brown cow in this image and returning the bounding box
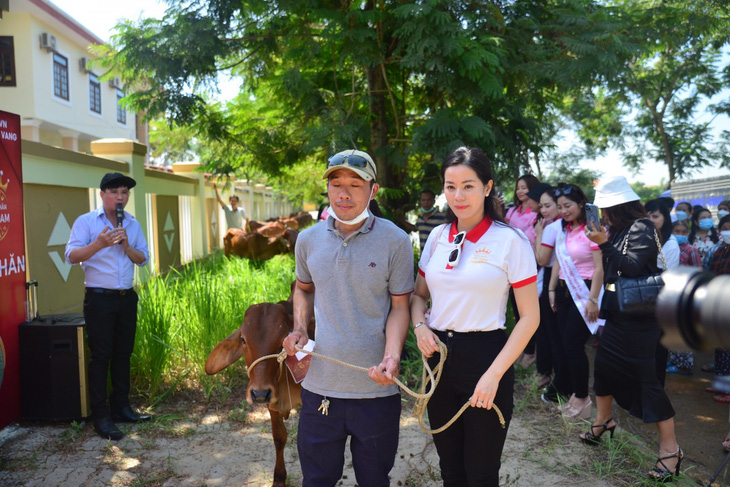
[283,228,298,252]
[279,217,299,230]
[246,220,264,232]
[206,302,315,487]
[291,211,313,229]
[224,229,289,260]
[254,221,287,237]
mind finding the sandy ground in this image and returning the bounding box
[2,350,727,487]
[0,387,611,487]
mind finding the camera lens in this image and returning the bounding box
[657,267,730,352]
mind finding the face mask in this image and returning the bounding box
[722,230,730,244]
[328,187,374,226]
[674,234,688,245]
[674,210,688,221]
[699,218,714,231]
[718,209,730,220]
[420,206,435,213]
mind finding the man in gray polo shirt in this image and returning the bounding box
[283,149,414,487]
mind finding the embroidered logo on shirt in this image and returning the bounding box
[470,247,491,264]
[369,262,377,267]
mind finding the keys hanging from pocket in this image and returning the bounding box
[318,397,330,416]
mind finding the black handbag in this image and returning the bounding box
[614,228,667,317]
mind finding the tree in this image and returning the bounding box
[631,181,664,202]
[148,120,200,167]
[567,0,730,185]
[94,0,639,215]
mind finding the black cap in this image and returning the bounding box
[100,172,136,191]
[526,182,552,202]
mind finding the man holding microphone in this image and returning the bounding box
[66,173,151,440]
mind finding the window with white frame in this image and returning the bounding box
[89,73,101,114]
[116,88,126,124]
[53,53,69,100]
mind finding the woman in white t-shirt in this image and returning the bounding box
[533,186,571,401]
[410,147,539,487]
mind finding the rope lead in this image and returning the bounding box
[246,340,505,433]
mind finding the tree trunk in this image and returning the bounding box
[367,64,388,185]
[646,98,676,183]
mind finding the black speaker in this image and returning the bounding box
[19,314,91,421]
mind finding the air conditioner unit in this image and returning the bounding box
[109,77,122,89]
[79,57,90,73]
[40,33,57,52]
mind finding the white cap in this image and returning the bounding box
[322,150,377,181]
[593,176,641,208]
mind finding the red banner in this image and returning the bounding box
[0,111,25,428]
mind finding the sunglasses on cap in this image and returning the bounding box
[448,231,467,268]
[327,153,375,172]
[554,186,576,197]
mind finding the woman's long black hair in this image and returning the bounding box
[645,199,673,245]
[442,147,506,226]
[688,206,719,244]
[554,183,589,231]
[512,174,540,207]
[534,187,557,225]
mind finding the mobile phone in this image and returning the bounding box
[585,203,600,230]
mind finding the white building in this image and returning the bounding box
[0,0,147,152]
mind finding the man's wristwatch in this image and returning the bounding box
[414,321,426,330]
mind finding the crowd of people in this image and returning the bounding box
[401,159,729,484]
[74,151,727,486]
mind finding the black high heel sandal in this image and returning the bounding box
[579,418,616,445]
[647,446,683,482]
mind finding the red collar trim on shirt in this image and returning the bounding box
[449,215,493,243]
[566,221,585,232]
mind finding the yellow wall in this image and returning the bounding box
[206,198,220,252]
[154,195,180,271]
[23,184,89,315]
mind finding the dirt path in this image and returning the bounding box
[1,352,727,487]
[0,400,599,487]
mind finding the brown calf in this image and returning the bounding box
[206,302,315,487]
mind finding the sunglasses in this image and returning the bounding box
[448,231,467,268]
[554,186,575,197]
[327,154,374,173]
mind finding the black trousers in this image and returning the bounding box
[535,267,554,376]
[298,390,401,487]
[555,279,592,399]
[83,289,138,419]
[427,329,514,487]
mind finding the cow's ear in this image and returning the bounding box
[205,329,245,374]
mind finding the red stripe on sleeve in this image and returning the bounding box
[418,268,425,277]
[541,243,554,248]
[512,275,537,289]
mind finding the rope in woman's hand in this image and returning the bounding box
[247,340,506,433]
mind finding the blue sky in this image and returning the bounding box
[49,0,729,187]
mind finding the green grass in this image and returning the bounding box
[132,252,296,402]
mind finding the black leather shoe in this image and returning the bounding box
[94,417,123,440]
[111,406,152,423]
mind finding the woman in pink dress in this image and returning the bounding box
[506,174,540,367]
[505,175,539,244]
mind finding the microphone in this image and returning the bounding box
[115,204,124,244]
